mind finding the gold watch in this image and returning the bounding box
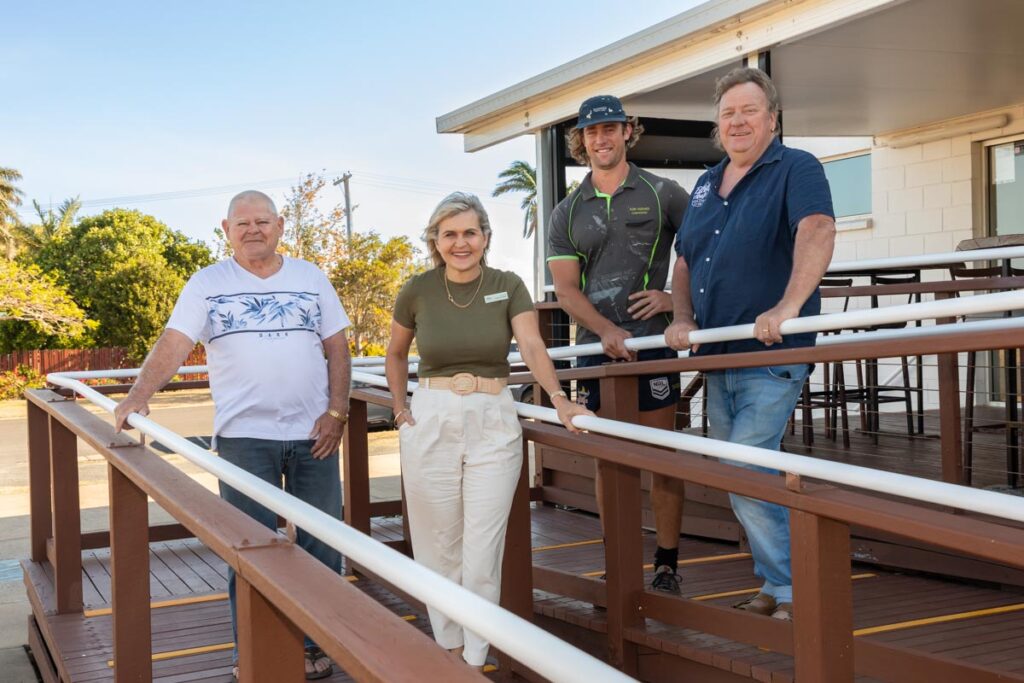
[327,408,348,424]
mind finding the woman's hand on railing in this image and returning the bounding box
[552,396,593,434]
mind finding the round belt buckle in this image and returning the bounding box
[450,373,477,395]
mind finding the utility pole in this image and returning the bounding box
[333,172,353,243]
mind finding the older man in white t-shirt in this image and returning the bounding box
[114,190,351,680]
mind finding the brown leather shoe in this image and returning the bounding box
[771,602,793,621]
[733,592,776,615]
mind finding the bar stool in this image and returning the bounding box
[950,263,1023,486]
[860,271,925,444]
[795,278,854,448]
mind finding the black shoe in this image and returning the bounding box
[651,565,681,594]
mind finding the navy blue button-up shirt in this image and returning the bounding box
[675,138,834,356]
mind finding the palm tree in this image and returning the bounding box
[493,160,537,238]
[0,166,25,260]
[16,196,82,251]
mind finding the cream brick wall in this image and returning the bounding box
[818,105,1024,413]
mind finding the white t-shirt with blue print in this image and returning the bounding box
[166,256,350,444]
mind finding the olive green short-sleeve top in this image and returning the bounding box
[393,266,534,378]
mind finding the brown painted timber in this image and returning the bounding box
[24,389,484,683]
[49,416,82,614]
[343,399,371,534]
[236,574,304,683]
[108,465,152,682]
[27,399,53,563]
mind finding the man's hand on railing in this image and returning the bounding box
[113,395,150,432]
[599,325,635,361]
[665,318,700,353]
[755,302,801,347]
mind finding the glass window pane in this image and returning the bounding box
[823,154,871,218]
[989,140,1024,238]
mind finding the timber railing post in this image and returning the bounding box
[49,416,82,613]
[343,398,371,534]
[109,465,152,682]
[598,375,643,675]
[934,292,964,485]
[497,438,535,679]
[235,575,304,683]
[791,509,854,682]
[26,398,52,562]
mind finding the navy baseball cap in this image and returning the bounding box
[575,95,627,129]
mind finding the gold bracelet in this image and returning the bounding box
[550,390,568,401]
[327,408,348,423]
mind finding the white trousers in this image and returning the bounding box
[399,386,523,666]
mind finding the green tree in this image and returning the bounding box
[34,208,214,360]
[493,160,537,238]
[0,259,94,352]
[330,231,422,356]
[0,167,25,260]
[15,197,82,253]
[280,172,348,271]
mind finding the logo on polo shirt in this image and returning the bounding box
[629,206,651,217]
[691,182,711,208]
[649,377,671,400]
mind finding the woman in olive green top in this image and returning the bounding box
[385,192,589,669]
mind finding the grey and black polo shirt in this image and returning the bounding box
[548,163,689,345]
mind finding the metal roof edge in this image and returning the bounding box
[435,0,778,134]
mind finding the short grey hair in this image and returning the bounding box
[712,67,781,147]
[227,190,278,217]
[423,192,492,268]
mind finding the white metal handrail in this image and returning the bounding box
[509,289,1024,364]
[352,367,1024,524]
[44,374,633,683]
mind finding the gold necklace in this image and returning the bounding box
[443,266,485,309]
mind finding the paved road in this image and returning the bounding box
[0,389,403,682]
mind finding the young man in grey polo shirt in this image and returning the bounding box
[548,95,690,593]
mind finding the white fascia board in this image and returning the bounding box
[450,0,905,152]
[437,0,778,135]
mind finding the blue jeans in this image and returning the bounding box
[217,437,342,660]
[704,364,811,605]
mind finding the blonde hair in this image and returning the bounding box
[422,192,493,268]
[565,117,644,166]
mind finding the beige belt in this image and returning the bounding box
[419,373,508,396]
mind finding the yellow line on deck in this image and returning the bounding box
[106,615,418,667]
[580,552,751,577]
[854,602,1024,636]
[86,592,228,618]
[532,538,603,553]
[692,573,876,601]
[88,577,357,619]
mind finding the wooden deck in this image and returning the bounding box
[24,504,1024,682]
[25,519,432,683]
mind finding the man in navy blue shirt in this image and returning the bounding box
[665,68,835,621]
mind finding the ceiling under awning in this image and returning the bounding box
[438,0,1024,151]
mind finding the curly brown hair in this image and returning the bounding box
[565,117,644,166]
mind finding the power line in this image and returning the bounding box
[18,167,522,218]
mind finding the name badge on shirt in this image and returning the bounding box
[484,292,509,304]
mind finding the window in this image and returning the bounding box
[822,153,871,218]
[988,138,1024,238]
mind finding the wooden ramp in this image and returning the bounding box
[25,507,1024,683]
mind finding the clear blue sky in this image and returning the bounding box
[4,1,703,284]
